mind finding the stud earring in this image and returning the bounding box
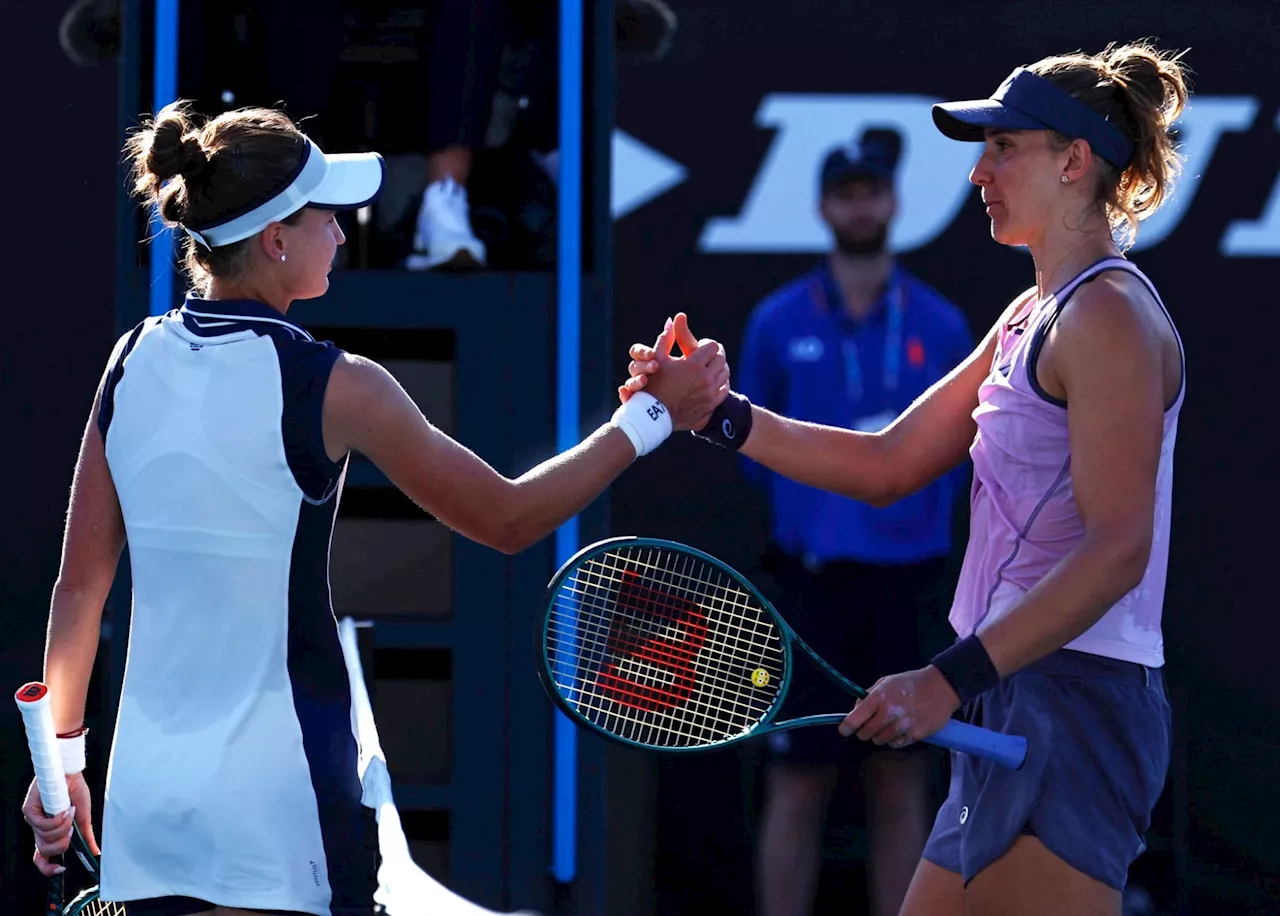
[1061,176,1069,184]
[280,254,287,262]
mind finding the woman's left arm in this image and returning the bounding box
[841,278,1169,746]
[975,278,1167,675]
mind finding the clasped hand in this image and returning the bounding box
[619,313,730,429]
[619,313,729,431]
[621,314,961,752]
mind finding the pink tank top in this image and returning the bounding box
[949,257,1184,667]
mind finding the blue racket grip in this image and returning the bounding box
[927,720,1027,770]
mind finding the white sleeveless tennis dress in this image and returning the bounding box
[96,294,375,914]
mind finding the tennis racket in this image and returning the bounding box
[537,538,1027,770]
[15,682,124,916]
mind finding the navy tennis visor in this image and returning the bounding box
[932,68,1134,170]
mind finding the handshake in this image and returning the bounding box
[611,312,754,455]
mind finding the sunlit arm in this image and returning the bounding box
[325,343,724,556]
[45,391,127,734]
[738,315,1002,507]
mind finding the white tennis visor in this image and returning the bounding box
[185,138,385,249]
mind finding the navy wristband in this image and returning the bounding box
[930,634,1000,705]
[692,390,753,451]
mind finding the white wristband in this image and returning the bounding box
[58,734,86,776]
[611,392,673,458]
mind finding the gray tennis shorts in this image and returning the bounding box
[922,647,1171,890]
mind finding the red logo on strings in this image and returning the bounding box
[596,571,708,712]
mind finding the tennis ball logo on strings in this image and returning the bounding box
[750,668,771,688]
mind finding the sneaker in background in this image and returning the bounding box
[405,176,487,271]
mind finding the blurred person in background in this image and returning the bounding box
[404,0,507,272]
[406,0,676,271]
[739,129,973,916]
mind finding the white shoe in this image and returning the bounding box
[405,176,487,271]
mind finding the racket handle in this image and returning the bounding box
[930,719,1027,771]
[14,683,71,815]
[15,683,70,914]
[48,870,65,914]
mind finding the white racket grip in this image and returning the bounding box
[14,683,71,816]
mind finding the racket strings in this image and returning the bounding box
[598,547,781,743]
[550,574,777,702]
[555,580,775,674]
[547,606,762,716]
[547,599,760,743]
[571,551,781,679]
[553,559,775,725]
[546,545,786,749]
[547,604,767,745]
[61,888,126,916]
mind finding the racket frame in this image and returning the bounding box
[538,537,1027,771]
[60,823,106,916]
[538,536,795,754]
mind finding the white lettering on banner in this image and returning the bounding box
[1131,97,1259,251]
[1221,106,1280,256]
[677,92,1273,256]
[698,95,980,253]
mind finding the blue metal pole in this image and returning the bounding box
[149,0,179,316]
[552,0,584,886]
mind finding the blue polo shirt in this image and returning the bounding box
[738,262,974,565]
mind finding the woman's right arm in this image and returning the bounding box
[322,322,727,555]
[627,297,1029,506]
[738,331,995,506]
[24,379,121,873]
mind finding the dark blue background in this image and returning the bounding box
[0,0,119,900]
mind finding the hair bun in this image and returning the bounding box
[178,135,212,183]
[1105,43,1189,129]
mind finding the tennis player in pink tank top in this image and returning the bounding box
[623,40,1192,916]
